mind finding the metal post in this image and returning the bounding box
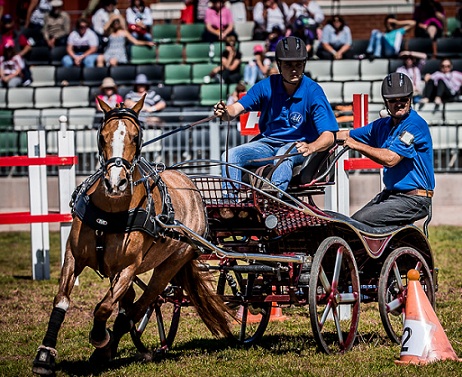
[58,115,78,285]
[28,130,50,280]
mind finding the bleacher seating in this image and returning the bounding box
[1,32,460,169]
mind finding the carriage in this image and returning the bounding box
[33,100,437,375]
[129,144,437,355]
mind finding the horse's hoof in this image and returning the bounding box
[89,330,113,364]
[32,346,56,375]
[89,328,110,348]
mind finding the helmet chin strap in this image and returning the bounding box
[277,61,305,85]
[385,106,411,120]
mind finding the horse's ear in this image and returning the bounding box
[96,96,112,113]
[131,93,146,115]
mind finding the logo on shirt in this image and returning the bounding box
[289,112,303,128]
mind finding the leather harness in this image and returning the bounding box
[71,158,174,237]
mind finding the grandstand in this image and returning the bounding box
[1,1,461,175]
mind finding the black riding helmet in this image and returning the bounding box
[381,72,413,99]
[275,37,307,83]
[275,36,308,62]
[382,72,413,118]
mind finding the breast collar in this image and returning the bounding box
[70,157,174,238]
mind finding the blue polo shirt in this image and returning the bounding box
[238,74,338,142]
[349,109,435,191]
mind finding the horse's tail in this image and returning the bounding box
[176,259,233,338]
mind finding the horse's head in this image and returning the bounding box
[96,95,145,197]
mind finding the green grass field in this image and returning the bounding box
[0,227,461,377]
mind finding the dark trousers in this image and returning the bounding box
[423,79,457,102]
[352,190,431,227]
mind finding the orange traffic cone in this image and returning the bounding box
[395,269,462,365]
[269,301,287,322]
[269,287,287,321]
[235,305,266,324]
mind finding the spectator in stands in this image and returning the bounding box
[337,73,434,227]
[0,14,33,85]
[24,0,52,47]
[229,0,247,23]
[207,33,242,84]
[266,25,284,52]
[316,15,353,60]
[196,0,209,23]
[0,0,3,21]
[92,0,120,49]
[96,14,154,67]
[243,44,271,86]
[126,0,153,42]
[253,0,291,41]
[180,0,195,24]
[227,80,246,105]
[202,0,236,43]
[42,0,71,49]
[288,15,317,58]
[124,73,166,114]
[365,15,415,60]
[0,41,26,88]
[418,58,462,112]
[396,50,427,104]
[0,14,32,60]
[213,36,338,194]
[96,77,123,111]
[413,0,445,58]
[289,0,324,26]
[62,18,99,68]
[413,0,445,40]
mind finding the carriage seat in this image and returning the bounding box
[242,149,335,191]
[323,210,403,235]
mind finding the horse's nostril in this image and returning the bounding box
[119,179,128,191]
[104,178,112,193]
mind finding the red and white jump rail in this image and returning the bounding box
[238,93,383,215]
[0,116,77,280]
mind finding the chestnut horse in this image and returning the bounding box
[33,96,231,375]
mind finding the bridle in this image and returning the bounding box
[97,105,143,179]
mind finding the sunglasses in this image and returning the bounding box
[441,64,451,68]
[387,97,409,104]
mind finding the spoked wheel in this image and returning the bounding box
[378,247,435,344]
[309,236,360,354]
[130,282,183,354]
[215,259,272,345]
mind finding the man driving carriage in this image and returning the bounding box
[337,72,435,227]
[213,36,338,196]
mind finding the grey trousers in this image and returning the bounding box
[352,190,431,227]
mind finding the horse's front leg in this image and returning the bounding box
[89,265,137,362]
[33,241,83,376]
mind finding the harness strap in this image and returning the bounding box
[95,230,106,277]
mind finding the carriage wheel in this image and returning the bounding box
[378,247,435,344]
[308,236,360,354]
[130,284,182,354]
[216,259,272,345]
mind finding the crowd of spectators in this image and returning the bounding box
[0,0,460,109]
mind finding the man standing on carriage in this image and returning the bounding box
[338,72,435,227]
[213,36,338,196]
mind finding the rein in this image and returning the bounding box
[142,114,217,148]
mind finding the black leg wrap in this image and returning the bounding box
[42,307,66,348]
